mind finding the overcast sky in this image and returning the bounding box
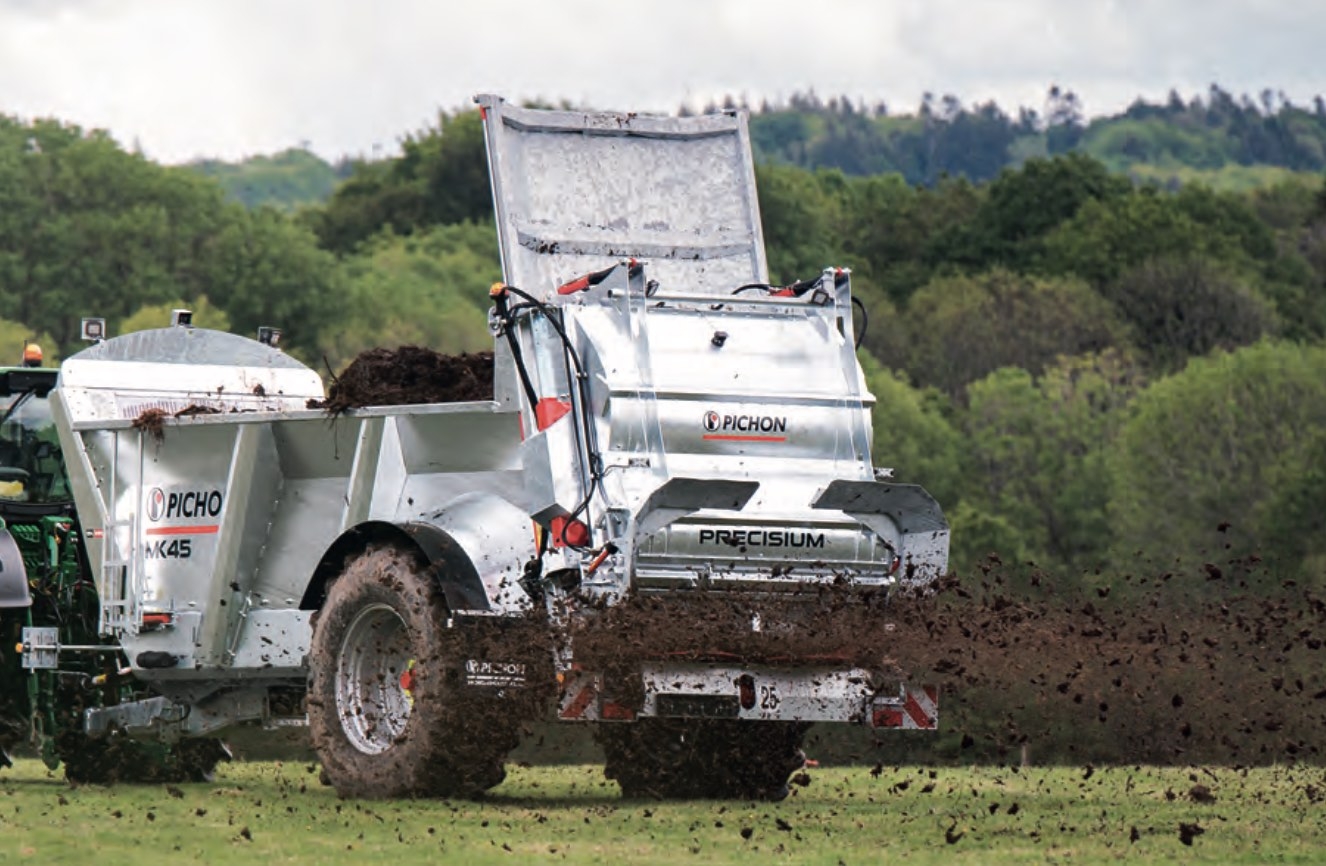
[0,0,1320,164]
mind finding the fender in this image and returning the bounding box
[301,493,538,616]
[0,528,31,608]
[403,491,538,615]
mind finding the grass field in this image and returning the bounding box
[2,759,1324,864]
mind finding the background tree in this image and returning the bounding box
[859,352,966,509]
[0,116,339,360]
[1108,341,1326,584]
[932,153,1130,273]
[1256,432,1326,584]
[204,207,343,357]
[315,224,497,371]
[311,110,491,255]
[958,351,1142,574]
[118,295,231,337]
[191,148,350,210]
[880,269,1130,399]
[1104,256,1279,373]
[754,163,843,283]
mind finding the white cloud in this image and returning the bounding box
[0,0,1322,162]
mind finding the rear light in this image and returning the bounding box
[737,674,756,710]
[141,611,174,630]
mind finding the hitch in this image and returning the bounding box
[18,627,122,670]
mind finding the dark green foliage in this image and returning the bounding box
[315,223,499,370]
[190,149,349,210]
[755,163,844,284]
[844,174,983,305]
[0,117,339,358]
[1109,341,1326,580]
[1257,432,1326,582]
[748,93,1018,186]
[932,153,1130,273]
[1103,256,1278,373]
[878,269,1129,400]
[859,352,967,510]
[312,111,491,254]
[955,352,1143,574]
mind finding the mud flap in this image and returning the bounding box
[0,530,31,609]
[635,478,759,536]
[811,480,949,582]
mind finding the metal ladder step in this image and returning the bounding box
[99,517,138,635]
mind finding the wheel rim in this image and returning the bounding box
[335,603,414,754]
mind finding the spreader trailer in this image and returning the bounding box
[40,94,949,799]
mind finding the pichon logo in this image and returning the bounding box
[146,488,224,521]
[702,411,788,434]
[146,487,166,522]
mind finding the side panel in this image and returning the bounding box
[51,398,528,682]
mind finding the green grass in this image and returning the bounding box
[2,759,1324,864]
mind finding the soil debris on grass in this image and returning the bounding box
[310,347,494,413]
[9,760,1322,864]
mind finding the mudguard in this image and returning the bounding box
[403,491,539,615]
[0,529,31,608]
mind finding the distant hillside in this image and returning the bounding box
[189,148,353,210]
[190,85,1326,211]
[742,85,1326,189]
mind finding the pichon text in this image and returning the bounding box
[150,489,224,521]
[704,413,788,433]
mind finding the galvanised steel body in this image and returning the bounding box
[43,96,948,745]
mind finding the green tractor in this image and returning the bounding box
[0,357,227,782]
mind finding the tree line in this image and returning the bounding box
[1,103,1324,588]
[202,84,1326,206]
[741,84,1326,187]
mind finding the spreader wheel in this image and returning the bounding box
[307,544,515,798]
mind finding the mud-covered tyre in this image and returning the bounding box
[307,544,515,799]
[599,719,808,801]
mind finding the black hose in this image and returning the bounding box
[851,296,868,349]
[492,290,540,410]
[498,285,604,547]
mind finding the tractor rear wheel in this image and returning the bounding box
[59,733,231,785]
[599,718,807,800]
[307,544,516,798]
[53,674,231,785]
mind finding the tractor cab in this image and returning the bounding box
[0,368,71,511]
